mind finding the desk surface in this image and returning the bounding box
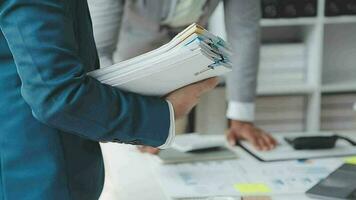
[98,133,355,200]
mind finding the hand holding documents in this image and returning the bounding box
[89,23,232,96]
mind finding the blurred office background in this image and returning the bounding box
[191,0,356,135]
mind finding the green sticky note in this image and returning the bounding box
[234,183,272,194]
[345,156,356,165]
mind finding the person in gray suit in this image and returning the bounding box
[88,0,277,151]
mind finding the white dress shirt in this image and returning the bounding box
[227,101,255,122]
[158,101,176,149]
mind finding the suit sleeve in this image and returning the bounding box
[0,0,171,147]
[223,0,261,122]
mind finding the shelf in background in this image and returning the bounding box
[323,16,356,24]
[260,18,317,27]
[205,1,356,133]
[322,81,356,93]
[257,84,315,96]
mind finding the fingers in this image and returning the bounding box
[241,131,261,150]
[227,131,238,146]
[262,133,278,148]
[257,137,270,151]
[258,132,277,151]
[137,146,160,154]
[200,77,219,92]
[235,126,277,151]
[165,77,219,120]
[147,147,160,154]
[188,77,219,95]
[250,137,262,150]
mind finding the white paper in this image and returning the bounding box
[89,24,231,79]
[115,53,229,96]
[88,23,232,96]
[155,159,343,199]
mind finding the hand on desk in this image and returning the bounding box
[227,120,277,151]
[139,121,277,154]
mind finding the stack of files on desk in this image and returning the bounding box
[258,43,306,86]
[157,134,237,164]
[255,96,306,133]
[321,94,356,131]
[88,23,232,96]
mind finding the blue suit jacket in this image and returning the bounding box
[0,0,170,199]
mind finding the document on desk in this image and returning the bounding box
[171,133,226,152]
[154,159,342,199]
[239,132,356,162]
[88,23,232,96]
[157,134,237,164]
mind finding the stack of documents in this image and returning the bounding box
[89,23,232,96]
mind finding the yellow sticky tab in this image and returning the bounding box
[345,156,356,165]
[234,183,272,194]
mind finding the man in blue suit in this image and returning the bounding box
[0,0,218,199]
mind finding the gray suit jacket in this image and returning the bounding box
[88,0,260,106]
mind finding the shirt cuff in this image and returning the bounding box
[158,100,176,149]
[226,101,255,122]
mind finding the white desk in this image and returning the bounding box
[98,136,352,200]
[98,144,168,200]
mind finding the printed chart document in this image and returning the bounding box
[154,159,343,199]
[89,23,232,96]
[239,132,356,162]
